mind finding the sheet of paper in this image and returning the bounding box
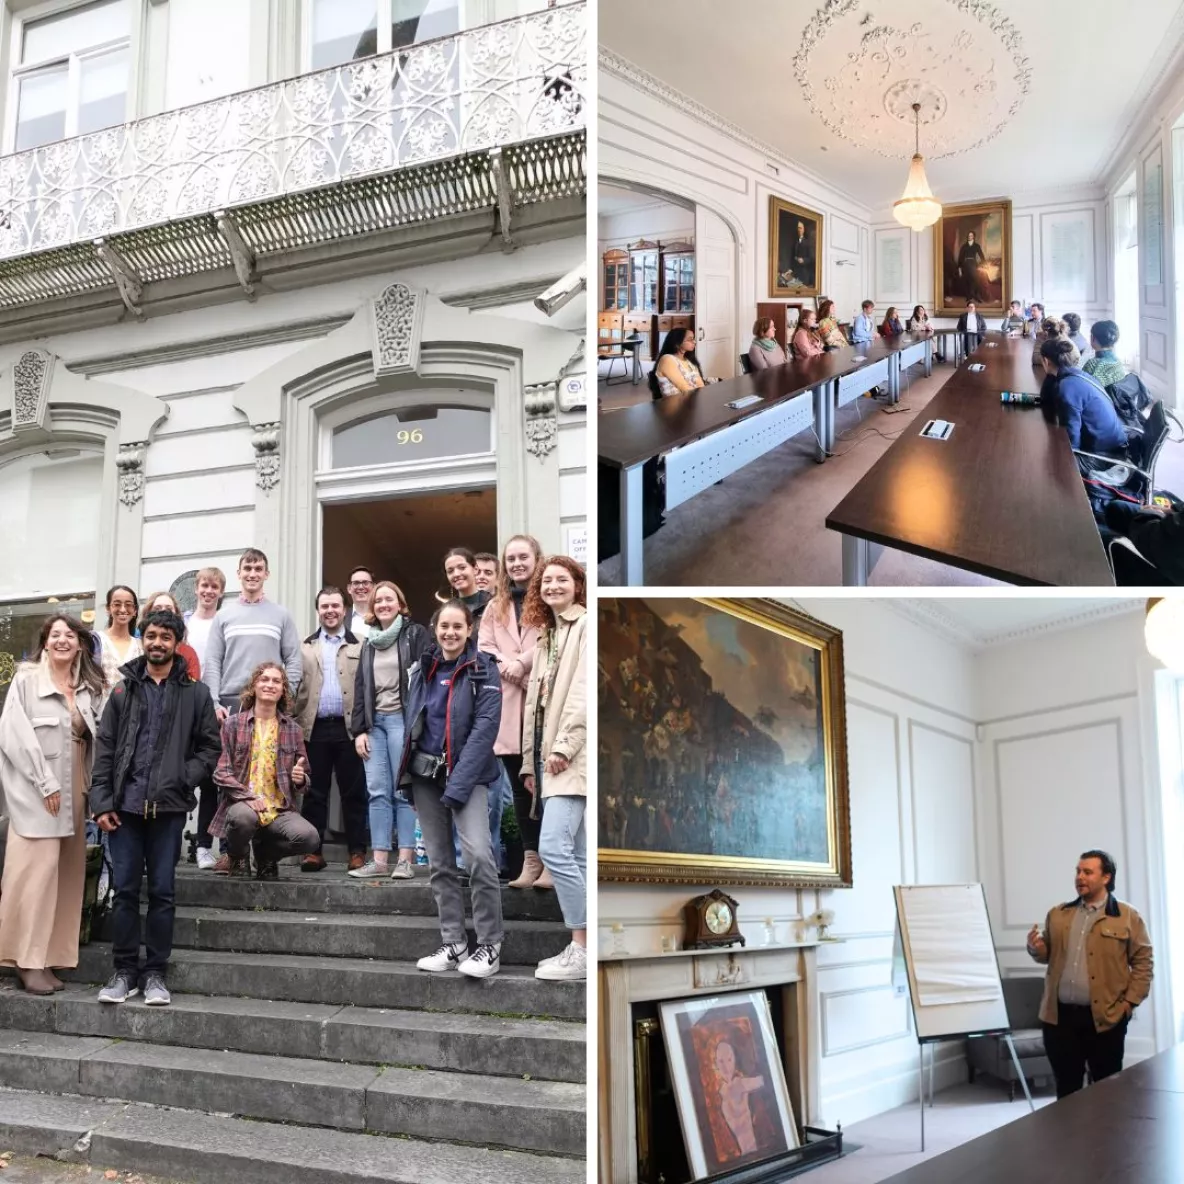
[901,886,1002,1007]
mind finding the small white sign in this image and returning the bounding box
[565,524,587,566]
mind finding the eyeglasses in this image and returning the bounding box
[349,580,373,588]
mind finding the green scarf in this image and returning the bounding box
[367,614,406,650]
[754,336,778,352]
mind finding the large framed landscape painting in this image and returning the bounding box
[598,597,852,888]
[934,198,1011,318]
[769,197,823,299]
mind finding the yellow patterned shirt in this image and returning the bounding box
[248,717,281,825]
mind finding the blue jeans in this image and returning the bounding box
[108,810,186,977]
[454,764,509,870]
[538,796,586,930]
[364,713,417,853]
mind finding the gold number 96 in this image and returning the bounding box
[397,429,424,444]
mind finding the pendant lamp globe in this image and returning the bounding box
[893,103,942,232]
[1145,598,1184,670]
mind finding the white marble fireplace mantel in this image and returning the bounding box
[598,942,823,1184]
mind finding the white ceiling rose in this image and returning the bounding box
[794,0,1031,161]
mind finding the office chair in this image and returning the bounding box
[1074,400,1171,506]
[739,353,753,375]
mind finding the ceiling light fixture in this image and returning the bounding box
[1145,598,1184,669]
[893,102,942,232]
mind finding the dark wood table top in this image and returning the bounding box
[826,335,1113,585]
[952,333,1044,395]
[882,1044,1184,1184]
[597,334,931,469]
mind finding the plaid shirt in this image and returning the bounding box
[209,708,307,838]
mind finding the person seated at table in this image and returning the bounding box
[879,307,904,337]
[850,300,876,348]
[791,309,824,359]
[747,318,787,370]
[1024,301,1044,337]
[907,304,944,361]
[1033,317,1079,368]
[1082,320,1126,388]
[1038,337,1127,455]
[956,301,987,355]
[815,300,848,351]
[1062,312,1089,359]
[1000,300,1025,333]
[650,327,706,399]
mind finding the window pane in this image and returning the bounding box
[332,405,491,468]
[312,0,378,68]
[392,0,458,49]
[78,46,127,134]
[15,66,69,151]
[0,594,97,713]
[23,0,130,64]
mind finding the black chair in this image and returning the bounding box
[739,353,753,375]
[1074,400,1171,506]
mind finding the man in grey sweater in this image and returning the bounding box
[202,548,303,721]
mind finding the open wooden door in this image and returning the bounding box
[695,205,736,378]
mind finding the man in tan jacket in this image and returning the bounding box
[1027,849,1153,1099]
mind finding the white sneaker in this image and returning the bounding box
[196,848,217,871]
[390,859,414,880]
[535,942,587,981]
[348,859,389,880]
[458,943,501,979]
[417,942,467,973]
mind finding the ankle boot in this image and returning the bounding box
[533,865,554,891]
[508,850,543,889]
[227,853,252,878]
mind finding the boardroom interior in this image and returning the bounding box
[598,596,1184,1183]
[596,0,1184,587]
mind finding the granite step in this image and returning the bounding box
[0,1031,584,1155]
[0,985,585,1083]
[46,944,584,1020]
[98,906,570,966]
[0,1085,586,1181]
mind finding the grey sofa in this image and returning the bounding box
[967,975,1053,1099]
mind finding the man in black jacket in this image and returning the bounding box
[90,610,221,1006]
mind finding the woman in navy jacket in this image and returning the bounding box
[398,599,504,979]
[1039,336,1127,455]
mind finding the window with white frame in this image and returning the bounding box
[309,0,461,70]
[11,0,131,152]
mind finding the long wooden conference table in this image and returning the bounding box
[598,332,933,585]
[881,1042,1184,1183]
[826,332,1114,585]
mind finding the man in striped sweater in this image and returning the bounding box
[202,548,303,723]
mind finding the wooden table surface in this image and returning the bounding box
[881,1043,1184,1184]
[597,334,931,470]
[826,334,1113,586]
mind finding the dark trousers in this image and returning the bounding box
[195,774,218,850]
[1042,1003,1129,1099]
[108,810,186,977]
[303,716,369,854]
[504,754,541,852]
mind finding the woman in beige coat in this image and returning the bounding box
[0,615,103,994]
[477,534,545,887]
[521,557,586,982]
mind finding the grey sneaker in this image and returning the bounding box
[142,974,171,1006]
[347,859,389,880]
[390,858,414,880]
[97,971,139,1004]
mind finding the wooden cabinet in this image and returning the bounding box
[602,249,628,311]
[661,240,695,314]
[601,240,697,360]
[756,302,804,352]
[656,313,695,354]
[628,240,659,313]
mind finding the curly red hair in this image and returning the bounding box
[521,555,586,632]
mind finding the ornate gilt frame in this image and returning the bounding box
[598,598,852,888]
[933,197,1012,319]
[769,196,824,299]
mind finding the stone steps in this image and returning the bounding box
[0,985,584,1082]
[55,943,584,1020]
[0,1087,586,1183]
[101,905,568,966]
[0,1031,584,1155]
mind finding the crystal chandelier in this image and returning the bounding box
[1145,598,1184,670]
[893,102,942,232]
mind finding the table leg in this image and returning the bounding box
[925,338,932,377]
[632,349,642,385]
[890,356,900,403]
[827,379,838,452]
[842,535,870,585]
[812,383,827,463]
[619,464,645,586]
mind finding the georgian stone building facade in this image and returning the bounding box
[0,0,586,668]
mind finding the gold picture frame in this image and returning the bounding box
[769,197,824,299]
[933,198,1012,318]
[598,597,852,888]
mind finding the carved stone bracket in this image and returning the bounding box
[116,442,146,507]
[214,210,257,298]
[252,422,281,491]
[370,282,425,377]
[11,348,54,433]
[524,380,558,458]
[557,339,586,412]
[94,238,144,318]
[490,147,515,252]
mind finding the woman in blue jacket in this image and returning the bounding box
[1039,336,1127,455]
[399,599,504,979]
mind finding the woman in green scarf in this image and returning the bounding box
[747,317,788,371]
[349,581,429,880]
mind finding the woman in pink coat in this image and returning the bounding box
[477,534,548,887]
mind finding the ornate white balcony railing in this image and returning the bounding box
[0,3,585,266]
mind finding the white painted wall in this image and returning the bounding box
[599,56,874,357]
[871,186,1112,330]
[600,597,980,1127]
